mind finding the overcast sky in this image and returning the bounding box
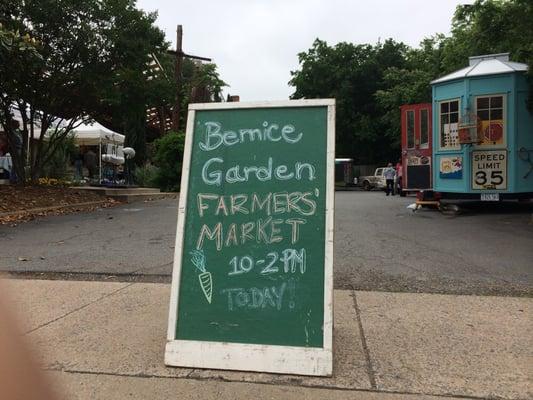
[136,0,474,101]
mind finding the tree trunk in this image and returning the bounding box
[2,114,27,184]
[124,106,147,166]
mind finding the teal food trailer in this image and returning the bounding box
[431,53,532,201]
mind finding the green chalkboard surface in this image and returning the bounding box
[166,100,335,376]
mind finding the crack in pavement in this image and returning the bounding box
[24,282,135,335]
[130,261,173,275]
[43,367,495,400]
[350,290,377,390]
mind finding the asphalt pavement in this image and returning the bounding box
[0,201,177,277]
[1,192,532,295]
[334,192,532,296]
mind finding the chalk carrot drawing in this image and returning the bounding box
[191,249,213,304]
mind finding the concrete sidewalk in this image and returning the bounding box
[2,279,531,400]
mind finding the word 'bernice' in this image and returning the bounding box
[198,121,303,151]
[202,157,316,186]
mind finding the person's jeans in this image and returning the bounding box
[386,179,394,195]
[75,160,83,180]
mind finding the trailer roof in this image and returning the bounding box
[431,53,528,85]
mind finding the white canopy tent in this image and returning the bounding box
[2,109,124,145]
[71,121,125,146]
[71,121,125,183]
[2,109,126,183]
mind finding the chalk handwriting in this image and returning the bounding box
[196,219,307,250]
[201,157,315,186]
[221,283,287,311]
[190,249,213,304]
[227,249,306,276]
[198,121,303,152]
[261,252,279,275]
[197,191,318,217]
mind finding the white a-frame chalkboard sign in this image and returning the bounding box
[165,99,335,376]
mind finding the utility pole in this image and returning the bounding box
[171,25,183,132]
[169,25,211,133]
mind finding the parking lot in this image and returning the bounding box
[1,192,531,296]
[335,191,532,295]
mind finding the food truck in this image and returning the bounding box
[400,103,433,194]
[431,53,533,201]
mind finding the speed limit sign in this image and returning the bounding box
[471,150,507,190]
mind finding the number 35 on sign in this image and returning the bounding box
[472,150,507,190]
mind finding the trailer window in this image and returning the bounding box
[420,109,429,148]
[439,99,459,149]
[406,110,415,149]
[476,95,505,146]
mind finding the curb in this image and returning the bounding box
[111,192,178,203]
[0,200,113,219]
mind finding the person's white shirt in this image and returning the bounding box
[0,153,12,171]
[383,166,396,180]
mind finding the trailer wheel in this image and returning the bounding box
[363,181,371,191]
[440,203,462,216]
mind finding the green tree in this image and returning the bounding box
[93,2,168,166]
[375,68,434,151]
[173,59,227,134]
[0,17,41,181]
[375,36,448,149]
[187,62,227,103]
[141,54,227,146]
[0,0,167,182]
[290,0,532,166]
[152,131,185,192]
[441,0,533,108]
[289,38,408,163]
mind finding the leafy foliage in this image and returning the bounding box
[0,22,40,57]
[290,0,532,163]
[152,131,186,192]
[290,38,408,163]
[0,0,168,181]
[441,0,533,109]
[133,163,159,188]
[169,59,228,135]
[92,2,168,166]
[374,36,448,152]
[43,134,76,179]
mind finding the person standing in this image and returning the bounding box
[7,121,22,183]
[0,134,7,156]
[395,160,403,196]
[83,148,97,179]
[74,148,84,180]
[384,162,396,196]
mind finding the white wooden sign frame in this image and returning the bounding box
[165,99,335,376]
